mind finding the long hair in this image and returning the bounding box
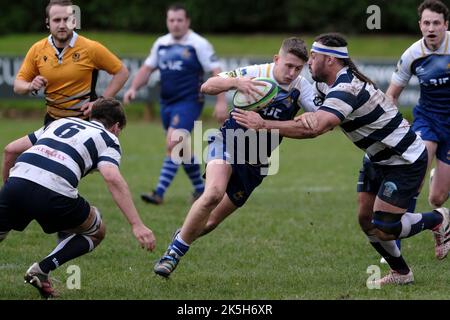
[314,33,376,87]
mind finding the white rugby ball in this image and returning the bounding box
[232,77,278,112]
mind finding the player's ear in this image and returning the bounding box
[46,18,50,29]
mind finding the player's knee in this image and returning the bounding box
[358,212,373,234]
[429,193,448,209]
[0,231,9,243]
[200,189,224,208]
[92,222,106,246]
[372,211,402,237]
[81,207,105,247]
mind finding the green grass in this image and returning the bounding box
[0,118,446,300]
[0,32,417,58]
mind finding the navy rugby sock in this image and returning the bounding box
[399,211,443,239]
[39,234,93,274]
[368,235,410,275]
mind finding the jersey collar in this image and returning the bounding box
[48,32,79,64]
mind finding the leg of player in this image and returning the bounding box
[370,198,449,286]
[428,159,450,208]
[154,159,232,278]
[358,192,411,278]
[199,194,238,237]
[142,127,181,205]
[24,206,105,298]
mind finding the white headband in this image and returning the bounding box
[311,42,349,58]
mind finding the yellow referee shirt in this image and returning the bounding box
[17,32,123,119]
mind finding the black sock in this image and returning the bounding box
[39,234,93,274]
[368,235,410,275]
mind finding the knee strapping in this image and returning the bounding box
[81,207,102,237]
[372,211,403,237]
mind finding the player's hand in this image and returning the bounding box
[80,101,96,116]
[231,108,265,130]
[295,112,318,130]
[29,76,48,93]
[235,77,266,104]
[123,88,136,105]
[132,223,156,252]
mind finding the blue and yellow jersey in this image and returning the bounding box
[217,63,317,163]
[16,32,123,119]
[391,31,450,116]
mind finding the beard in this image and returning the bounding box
[310,69,327,83]
[53,30,73,44]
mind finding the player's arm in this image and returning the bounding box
[385,83,405,106]
[102,64,129,99]
[13,45,48,95]
[2,135,32,183]
[201,76,264,100]
[123,65,155,104]
[210,67,229,123]
[14,76,48,95]
[99,164,156,251]
[232,109,340,139]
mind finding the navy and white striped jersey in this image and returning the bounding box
[145,30,221,105]
[9,118,121,198]
[319,67,425,166]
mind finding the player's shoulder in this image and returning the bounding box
[400,38,426,60]
[29,38,50,52]
[76,35,105,49]
[291,75,312,89]
[185,30,213,48]
[154,33,172,46]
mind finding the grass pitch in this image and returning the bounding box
[0,117,447,300]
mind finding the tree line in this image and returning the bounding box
[2,0,436,35]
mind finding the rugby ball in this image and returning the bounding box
[232,77,278,112]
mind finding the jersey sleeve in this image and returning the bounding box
[144,39,160,69]
[320,88,357,121]
[90,41,123,75]
[97,138,122,167]
[298,77,319,112]
[391,49,413,87]
[28,126,45,145]
[195,38,221,73]
[218,65,260,79]
[16,45,39,82]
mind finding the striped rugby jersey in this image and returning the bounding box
[10,118,121,198]
[319,67,425,166]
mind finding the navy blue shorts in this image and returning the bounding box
[357,151,428,209]
[207,131,267,207]
[160,100,203,132]
[413,108,450,164]
[0,177,90,234]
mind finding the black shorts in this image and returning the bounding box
[225,163,266,207]
[0,177,90,234]
[357,151,428,209]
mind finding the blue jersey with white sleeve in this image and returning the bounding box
[212,63,317,165]
[391,31,450,117]
[145,30,221,106]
